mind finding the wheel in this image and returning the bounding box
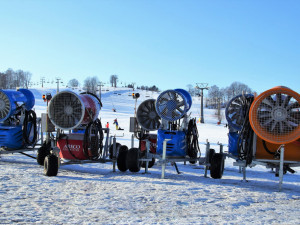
[127,148,142,172]
[141,158,155,168]
[117,145,128,172]
[189,160,197,164]
[207,149,215,168]
[36,141,51,165]
[210,153,225,179]
[44,154,58,176]
[208,149,215,164]
[109,142,121,159]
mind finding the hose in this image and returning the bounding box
[186,118,200,158]
[83,119,104,160]
[22,110,37,147]
[236,95,254,166]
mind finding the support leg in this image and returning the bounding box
[161,139,171,179]
[174,162,181,174]
[279,145,285,192]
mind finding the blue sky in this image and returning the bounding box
[0,0,299,93]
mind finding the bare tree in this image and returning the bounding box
[24,71,32,89]
[110,75,118,87]
[208,85,223,108]
[5,68,15,89]
[83,76,99,94]
[228,82,252,97]
[68,78,80,88]
[0,72,7,89]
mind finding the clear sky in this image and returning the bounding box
[0,0,299,93]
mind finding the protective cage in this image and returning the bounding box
[155,89,192,121]
[249,86,300,144]
[225,94,254,131]
[136,99,161,131]
[48,91,101,130]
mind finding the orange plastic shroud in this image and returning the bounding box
[249,86,300,145]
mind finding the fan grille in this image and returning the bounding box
[225,94,254,131]
[156,90,187,121]
[137,99,161,131]
[48,92,84,130]
[0,91,11,121]
[250,87,300,144]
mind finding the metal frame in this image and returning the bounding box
[227,144,300,191]
[0,118,42,158]
[130,134,210,178]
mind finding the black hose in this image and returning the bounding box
[83,119,104,160]
[22,110,37,147]
[65,135,81,160]
[186,118,200,158]
[236,95,254,166]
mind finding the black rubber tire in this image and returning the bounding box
[206,148,215,169]
[44,154,58,176]
[127,148,142,172]
[210,153,225,179]
[117,145,128,172]
[141,158,155,168]
[109,142,121,159]
[36,141,51,165]
[208,149,215,164]
[189,160,197,164]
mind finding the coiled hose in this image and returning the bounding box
[83,118,104,160]
[186,118,200,158]
[22,109,37,147]
[237,95,254,166]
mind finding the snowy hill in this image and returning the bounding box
[1,88,300,224]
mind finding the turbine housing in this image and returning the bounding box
[48,91,101,130]
[0,89,35,122]
[249,86,300,144]
[155,89,192,122]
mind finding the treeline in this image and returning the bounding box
[68,75,160,94]
[188,82,254,109]
[207,82,253,108]
[137,85,159,92]
[0,68,32,89]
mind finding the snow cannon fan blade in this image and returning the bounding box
[48,91,101,130]
[225,94,254,131]
[155,89,192,122]
[0,89,35,122]
[249,86,300,144]
[136,99,161,131]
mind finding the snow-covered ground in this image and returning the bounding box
[1,87,300,224]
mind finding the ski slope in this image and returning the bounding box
[1,87,300,224]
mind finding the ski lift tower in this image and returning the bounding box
[55,77,63,93]
[196,83,209,123]
[98,81,104,101]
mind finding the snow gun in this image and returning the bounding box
[225,86,300,189]
[125,89,205,176]
[47,91,103,161]
[42,90,128,177]
[0,89,37,149]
